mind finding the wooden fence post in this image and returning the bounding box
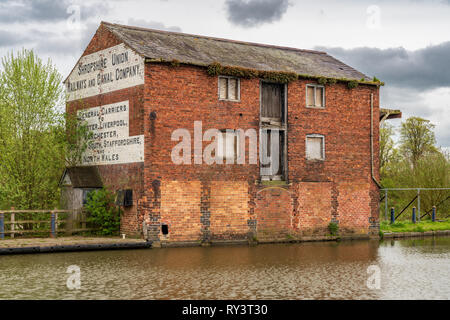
[0,212,4,240]
[11,212,15,239]
[66,209,73,236]
[10,207,15,239]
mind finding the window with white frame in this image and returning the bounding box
[306,84,325,108]
[306,134,325,160]
[217,130,239,161]
[219,77,240,101]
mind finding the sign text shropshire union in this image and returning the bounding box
[66,43,144,102]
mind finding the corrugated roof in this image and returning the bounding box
[102,22,372,82]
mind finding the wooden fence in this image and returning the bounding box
[0,208,96,239]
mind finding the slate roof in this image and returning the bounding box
[102,22,372,82]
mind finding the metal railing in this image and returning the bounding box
[381,188,450,222]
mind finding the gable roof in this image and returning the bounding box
[59,167,103,188]
[101,22,372,83]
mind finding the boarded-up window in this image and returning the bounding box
[217,130,238,160]
[261,83,284,121]
[229,78,238,100]
[306,135,325,160]
[306,84,325,108]
[219,77,239,100]
[260,82,286,180]
[260,129,285,178]
[219,77,228,99]
[316,87,324,107]
[307,86,315,107]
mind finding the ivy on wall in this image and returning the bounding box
[146,58,384,87]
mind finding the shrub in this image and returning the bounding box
[317,77,328,85]
[328,222,339,236]
[85,188,121,236]
[347,80,359,89]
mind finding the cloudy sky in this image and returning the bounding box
[0,0,449,148]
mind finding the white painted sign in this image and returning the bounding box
[78,101,144,166]
[66,43,144,102]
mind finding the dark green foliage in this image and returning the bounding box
[207,62,296,83]
[207,62,223,76]
[170,59,181,67]
[85,188,121,236]
[318,77,328,85]
[347,80,359,89]
[328,222,339,236]
[259,70,298,83]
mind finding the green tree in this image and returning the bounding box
[0,49,90,210]
[0,49,64,209]
[379,117,450,220]
[380,122,399,177]
[399,117,437,167]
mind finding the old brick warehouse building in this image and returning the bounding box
[63,21,385,245]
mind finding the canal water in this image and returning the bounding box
[0,237,449,300]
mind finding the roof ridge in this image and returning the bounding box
[101,21,327,55]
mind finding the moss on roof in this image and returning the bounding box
[102,22,382,86]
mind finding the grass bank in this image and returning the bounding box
[380,219,450,234]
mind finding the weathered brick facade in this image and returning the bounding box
[66,23,381,244]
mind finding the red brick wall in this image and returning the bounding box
[297,182,332,235]
[66,25,381,241]
[160,181,202,242]
[142,62,380,242]
[66,24,145,235]
[255,187,293,241]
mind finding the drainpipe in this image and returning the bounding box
[370,93,382,189]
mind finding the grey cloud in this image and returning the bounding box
[315,42,450,90]
[0,0,108,23]
[316,43,450,147]
[0,30,31,47]
[0,22,99,56]
[225,0,289,27]
[34,22,99,55]
[381,85,450,148]
[127,18,182,32]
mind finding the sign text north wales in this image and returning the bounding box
[78,101,144,166]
